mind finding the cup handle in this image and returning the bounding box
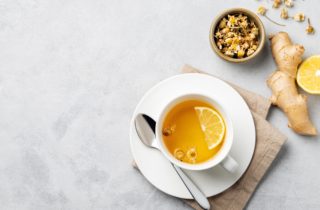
[220,155,238,173]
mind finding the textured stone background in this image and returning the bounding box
[0,0,319,209]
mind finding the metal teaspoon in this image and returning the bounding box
[134,114,211,210]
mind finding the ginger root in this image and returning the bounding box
[267,32,317,135]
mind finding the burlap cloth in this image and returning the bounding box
[132,65,287,210]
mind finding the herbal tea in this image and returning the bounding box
[162,100,226,164]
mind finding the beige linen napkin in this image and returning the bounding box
[132,65,287,210]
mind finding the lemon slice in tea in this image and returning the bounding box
[297,55,320,94]
[194,107,225,150]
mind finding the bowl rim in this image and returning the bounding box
[209,7,266,63]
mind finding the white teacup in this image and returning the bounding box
[155,93,238,172]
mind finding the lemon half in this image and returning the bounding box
[194,107,225,150]
[297,55,320,94]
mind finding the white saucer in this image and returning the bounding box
[130,73,255,199]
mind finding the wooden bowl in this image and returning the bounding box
[209,8,266,63]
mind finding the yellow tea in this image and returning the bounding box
[162,100,226,164]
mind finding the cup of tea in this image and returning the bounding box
[155,93,238,172]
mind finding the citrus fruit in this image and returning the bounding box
[297,55,320,94]
[194,107,225,150]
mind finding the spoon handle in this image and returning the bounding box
[172,164,211,210]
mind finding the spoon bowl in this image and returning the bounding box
[134,114,158,149]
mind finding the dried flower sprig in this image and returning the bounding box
[306,18,315,34]
[257,6,286,26]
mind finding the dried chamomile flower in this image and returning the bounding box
[221,27,229,34]
[280,8,289,19]
[219,18,227,29]
[225,38,233,45]
[243,42,249,49]
[162,128,171,136]
[237,49,245,58]
[240,20,248,28]
[227,15,236,27]
[257,6,286,26]
[247,48,255,56]
[284,0,293,8]
[306,18,315,34]
[162,124,176,136]
[186,147,197,163]
[306,25,315,34]
[215,31,221,39]
[252,27,259,36]
[225,50,234,57]
[257,6,267,15]
[174,148,185,161]
[273,0,282,8]
[294,13,305,22]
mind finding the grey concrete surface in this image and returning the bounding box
[0,0,319,209]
